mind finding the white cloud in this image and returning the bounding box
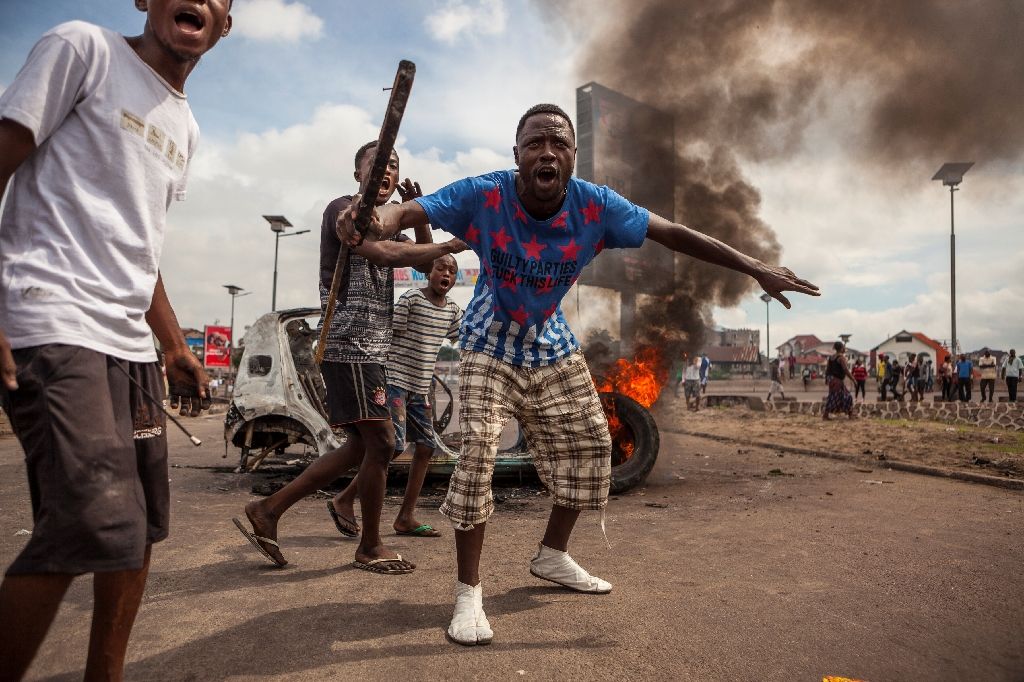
[730,144,1024,352]
[719,259,1024,356]
[168,101,1021,351]
[159,103,503,335]
[425,0,507,44]
[231,0,323,42]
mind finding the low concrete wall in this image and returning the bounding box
[757,397,1024,431]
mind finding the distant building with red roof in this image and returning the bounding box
[871,330,949,368]
[776,334,823,359]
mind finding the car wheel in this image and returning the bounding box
[600,391,660,494]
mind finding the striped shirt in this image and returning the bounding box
[317,195,405,363]
[387,288,463,394]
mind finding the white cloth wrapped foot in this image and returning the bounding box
[447,581,493,646]
[529,543,612,593]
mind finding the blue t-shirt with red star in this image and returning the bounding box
[415,169,649,367]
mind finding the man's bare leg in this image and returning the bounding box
[541,504,580,551]
[244,432,365,558]
[331,474,360,534]
[394,443,437,534]
[352,420,412,568]
[530,504,612,594]
[0,573,73,681]
[454,523,486,586]
[84,546,151,682]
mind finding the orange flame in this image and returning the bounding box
[595,346,669,408]
[596,347,669,462]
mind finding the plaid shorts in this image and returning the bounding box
[439,349,611,528]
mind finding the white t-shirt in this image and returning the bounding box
[978,355,998,380]
[0,21,198,362]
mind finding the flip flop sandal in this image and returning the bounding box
[232,517,287,567]
[352,554,415,575]
[326,501,359,538]
[396,524,441,537]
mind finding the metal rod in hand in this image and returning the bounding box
[112,361,203,447]
[315,59,416,365]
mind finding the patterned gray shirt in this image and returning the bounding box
[317,196,404,363]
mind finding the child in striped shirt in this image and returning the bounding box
[386,254,464,536]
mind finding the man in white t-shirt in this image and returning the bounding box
[978,349,998,403]
[0,2,232,679]
[1003,349,1022,403]
[684,356,702,410]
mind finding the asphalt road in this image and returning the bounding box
[1,414,1022,681]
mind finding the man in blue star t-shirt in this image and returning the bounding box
[337,103,819,646]
[418,162,647,366]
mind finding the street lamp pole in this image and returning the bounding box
[223,285,250,374]
[262,215,309,312]
[263,215,291,312]
[273,230,281,311]
[932,162,973,358]
[949,186,956,355]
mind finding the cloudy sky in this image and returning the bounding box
[1,0,1020,355]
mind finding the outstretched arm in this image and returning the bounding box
[645,213,819,309]
[146,273,211,416]
[335,197,463,267]
[354,235,467,269]
[0,119,39,389]
[336,195,430,245]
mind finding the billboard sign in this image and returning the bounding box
[203,325,232,368]
[185,336,204,362]
[393,267,480,288]
[575,82,676,294]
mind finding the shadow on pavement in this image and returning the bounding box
[41,586,612,681]
[60,534,358,610]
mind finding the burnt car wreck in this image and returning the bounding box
[225,308,659,493]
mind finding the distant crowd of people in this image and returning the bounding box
[874,349,1020,404]
[687,345,1023,409]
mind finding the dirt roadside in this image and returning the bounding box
[0,413,1022,681]
[655,399,1024,479]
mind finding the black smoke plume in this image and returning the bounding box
[548,0,1022,365]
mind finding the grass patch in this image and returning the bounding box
[981,435,1024,455]
[878,417,964,432]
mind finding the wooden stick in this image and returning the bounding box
[315,60,416,365]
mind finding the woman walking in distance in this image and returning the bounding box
[822,341,856,420]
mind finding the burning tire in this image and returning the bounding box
[600,391,660,493]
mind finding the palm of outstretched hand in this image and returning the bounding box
[756,265,819,309]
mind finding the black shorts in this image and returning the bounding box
[1,344,169,575]
[320,361,390,427]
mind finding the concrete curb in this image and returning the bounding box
[662,426,1024,492]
